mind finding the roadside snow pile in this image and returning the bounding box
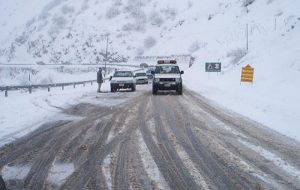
[181,0,300,141]
[0,66,96,86]
[0,82,109,146]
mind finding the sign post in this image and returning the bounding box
[241,64,254,83]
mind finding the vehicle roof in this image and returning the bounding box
[155,64,179,66]
[115,70,133,72]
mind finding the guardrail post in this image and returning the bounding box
[83,83,85,87]
[91,81,93,85]
[62,85,64,90]
[5,87,8,97]
[73,83,76,88]
[29,86,32,94]
[48,86,50,92]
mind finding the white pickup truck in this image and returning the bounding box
[110,70,136,92]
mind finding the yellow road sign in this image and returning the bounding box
[241,64,254,83]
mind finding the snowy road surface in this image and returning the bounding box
[1,86,300,190]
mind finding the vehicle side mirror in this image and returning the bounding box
[151,71,155,75]
[109,76,112,80]
[180,71,184,74]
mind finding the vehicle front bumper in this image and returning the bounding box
[153,82,181,90]
[136,79,148,84]
[111,83,135,89]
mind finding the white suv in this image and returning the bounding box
[110,70,136,92]
[152,60,184,95]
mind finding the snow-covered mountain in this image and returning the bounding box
[1,0,298,65]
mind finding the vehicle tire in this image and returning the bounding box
[111,87,116,92]
[177,86,183,95]
[132,85,136,92]
[152,88,157,95]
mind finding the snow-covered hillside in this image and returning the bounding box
[1,0,298,64]
[0,0,299,141]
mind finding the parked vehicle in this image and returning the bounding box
[110,71,136,92]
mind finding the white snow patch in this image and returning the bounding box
[170,138,209,189]
[182,95,248,139]
[146,118,158,145]
[239,139,300,181]
[48,163,75,186]
[1,165,30,180]
[137,130,170,190]
[102,153,113,190]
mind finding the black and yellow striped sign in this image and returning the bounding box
[241,64,254,83]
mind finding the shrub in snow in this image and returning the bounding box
[49,16,67,36]
[136,48,144,56]
[242,0,255,7]
[149,11,164,26]
[61,5,75,15]
[227,48,247,65]
[106,7,120,19]
[161,7,178,20]
[187,2,193,9]
[144,36,156,49]
[188,41,207,53]
[114,0,122,6]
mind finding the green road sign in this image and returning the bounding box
[205,62,221,72]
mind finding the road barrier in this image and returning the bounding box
[0,79,100,97]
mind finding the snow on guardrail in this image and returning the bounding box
[0,78,111,97]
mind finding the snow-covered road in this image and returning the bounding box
[1,85,300,190]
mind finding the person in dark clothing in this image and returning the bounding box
[97,68,103,92]
[0,175,7,190]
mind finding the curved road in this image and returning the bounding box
[0,87,300,190]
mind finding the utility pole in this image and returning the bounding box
[104,33,109,77]
[138,0,142,29]
[274,17,277,31]
[246,24,249,52]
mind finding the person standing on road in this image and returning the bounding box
[97,68,103,93]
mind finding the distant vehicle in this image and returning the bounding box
[135,72,149,84]
[152,60,184,95]
[140,63,149,68]
[146,67,155,79]
[110,71,136,92]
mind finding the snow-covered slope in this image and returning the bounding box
[0,0,299,140]
[1,0,297,65]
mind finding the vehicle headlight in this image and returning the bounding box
[175,78,181,82]
[154,78,159,82]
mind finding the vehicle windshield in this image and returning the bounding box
[155,65,180,74]
[136,73,146,77]
[113,71,133,77]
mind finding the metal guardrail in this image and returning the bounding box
[0,66,151,97]
[0,79,102,97]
